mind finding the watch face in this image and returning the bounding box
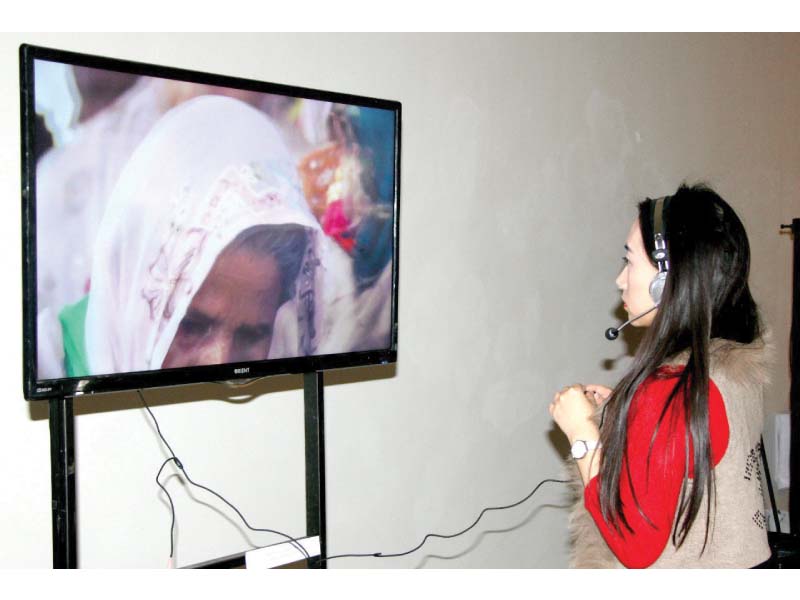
[571,440,588,459]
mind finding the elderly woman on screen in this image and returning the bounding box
[37,95,377,379]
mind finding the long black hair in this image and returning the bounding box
[598,183,761,550]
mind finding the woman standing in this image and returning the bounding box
[550,184,772,568]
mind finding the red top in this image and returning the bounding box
[583,369,729,568]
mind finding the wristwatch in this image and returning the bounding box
[570,439,601,460]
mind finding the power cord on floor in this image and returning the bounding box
[139,389,572,567]
[320,476,570,563]
[138,390,311,565]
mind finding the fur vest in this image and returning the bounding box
[567,334,773,568]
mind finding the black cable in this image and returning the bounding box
[172,461,312,561]
[141,388,572,565]
[139,391,179,459]
[155,457,180,558]
[320,476,571,563]
[138,390,311,562]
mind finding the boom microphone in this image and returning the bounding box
[605,305,658,340]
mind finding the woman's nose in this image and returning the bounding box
[615,267,626,291]
[198,337,232,366]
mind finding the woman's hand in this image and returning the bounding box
[550,384,603,486]
[549,384,600,444]
[584,384,612,406]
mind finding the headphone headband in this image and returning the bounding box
[648,195,670,305]
[650,196,670,270]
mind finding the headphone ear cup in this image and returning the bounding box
[650,272,667,305]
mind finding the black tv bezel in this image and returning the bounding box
[20,44,401,401]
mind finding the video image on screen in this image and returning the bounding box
[30,57,398,387]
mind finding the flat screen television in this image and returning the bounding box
[21,44,400,400]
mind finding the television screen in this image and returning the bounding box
[21,45,400,400]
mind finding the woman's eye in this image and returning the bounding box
[621,256,630,266]
[235,326,271,348]
[179,316,211,340]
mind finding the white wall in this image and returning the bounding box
[0,33,797,568]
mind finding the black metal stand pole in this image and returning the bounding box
[303,372,326,568]
[49,396,77,568]
[787,219,800,534]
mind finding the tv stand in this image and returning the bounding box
[49,396,76,568]
[303,371,327,569]
[47,372,328,569]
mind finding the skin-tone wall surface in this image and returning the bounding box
[0,33,798,568]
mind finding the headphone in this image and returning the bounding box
[649,196,670,305]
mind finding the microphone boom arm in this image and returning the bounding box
[605,305,658,340]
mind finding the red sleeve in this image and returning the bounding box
[583,373,729,568]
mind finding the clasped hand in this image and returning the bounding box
[549,384,610,443]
